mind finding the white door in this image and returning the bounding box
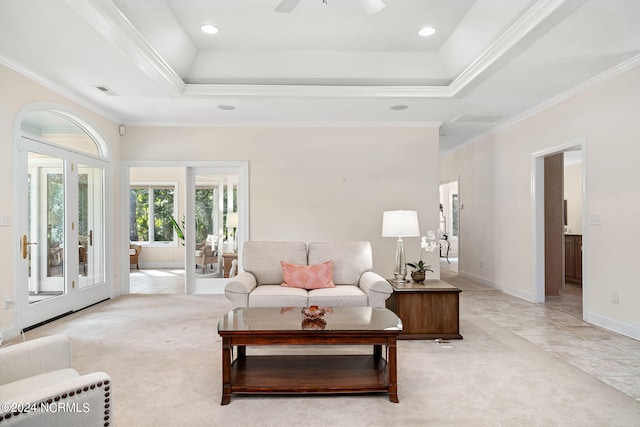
[18,137,109,328]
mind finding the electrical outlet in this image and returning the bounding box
[611,292,619,304]
[479,262,484,269]
[3,297,14,310]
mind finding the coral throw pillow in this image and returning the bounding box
[281,260,336,289]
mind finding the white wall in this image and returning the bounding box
[440,64,640,339]
[121,126,442,280]
[0,64,121,333]
[0,62,442,336]
[564,162,583,234]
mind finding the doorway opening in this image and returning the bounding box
[439,179,460,273]
[122,162,249,295]
[532,141,587,319]
[128,166,186,294]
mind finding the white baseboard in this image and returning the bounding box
[458,270,535,302]
[585,312,640,341]
[0,324,21,344]
[459,271,640,341]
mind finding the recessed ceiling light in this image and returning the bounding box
[200,24,219,34]
[418,26,436,37]
[218,105,236,110]
[390,105,408,111]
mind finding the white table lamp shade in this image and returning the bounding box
[227,212,239,229]
[382,210,420,237]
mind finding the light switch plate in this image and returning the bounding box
[589,214,601,225]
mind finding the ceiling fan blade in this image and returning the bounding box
[358,0,385,14]
[275,0,302,13]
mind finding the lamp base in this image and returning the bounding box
[392,237,408,283]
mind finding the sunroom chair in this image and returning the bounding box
[0,335,112,426]
[129,244,141,270]
[196,235,218,273]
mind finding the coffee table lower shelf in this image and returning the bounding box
[223,354,394,403]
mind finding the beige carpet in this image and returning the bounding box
[10,293,640,426]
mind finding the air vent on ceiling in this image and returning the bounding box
[451,114,506,124]
[94,85,119,96]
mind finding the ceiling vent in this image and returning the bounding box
[94,85,119,96]
[451,114,506,124]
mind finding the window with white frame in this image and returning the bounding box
[129,184,177,245]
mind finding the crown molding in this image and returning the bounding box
[119,120,443,129]
[492,54,640,134]
[182,83,452,98]
[0,54,121,125]
[71,0,578,100]
[65,0,185,96]
[441,53,640,157]
[449,0,585,95]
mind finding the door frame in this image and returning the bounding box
[186,165,249,294]
[13,103,113,333]
[531,138,587,314]
[121,161,249,295]
[438,177,460,261]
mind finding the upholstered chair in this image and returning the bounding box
[0,335,112,426]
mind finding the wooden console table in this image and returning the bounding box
[386,280,462,340]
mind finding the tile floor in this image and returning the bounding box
[441,261,640,402]
[129,268,185,294]
[129,263,640,401]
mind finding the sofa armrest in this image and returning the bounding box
[359,271,393,308]
[0,371,112,427]
[224,272,257,308]
[0,336,71,386]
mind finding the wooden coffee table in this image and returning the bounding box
[217,306,402,404]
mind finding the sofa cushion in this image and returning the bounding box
[281,260,335,289]
[308,286,368,307]
[242,241,308,285]
[308,242,373,285]
[249,285,308,307]
[0,368,79,402]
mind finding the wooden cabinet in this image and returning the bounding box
[385,280,462,340]
[565,234,582,285]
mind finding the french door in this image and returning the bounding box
[18,137,108,328]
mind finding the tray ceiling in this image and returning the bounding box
[1,0,639,152]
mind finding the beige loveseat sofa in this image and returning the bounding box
[0,335,112,426]
[225,241,392,308]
